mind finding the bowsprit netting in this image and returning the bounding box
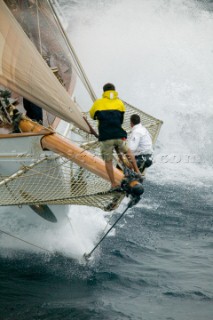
[0,103,162,211]
[73,101,163,144]
[0,154,125,211]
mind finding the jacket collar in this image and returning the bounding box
[102,90,118,100]
[132,123,142,131]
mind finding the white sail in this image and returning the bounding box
[0,1,163,212]
[0,1,90,133]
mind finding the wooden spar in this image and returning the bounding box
[19,118,124,185]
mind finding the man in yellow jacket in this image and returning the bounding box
[90,83,140,190]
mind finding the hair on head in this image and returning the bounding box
[103,83,115,92]
[130,114,141,125]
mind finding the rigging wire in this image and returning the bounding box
[0,229,52,253]
[66,214,74,232]
[35,0,43,56]
[48,0,97,102]
[84,197,135,260]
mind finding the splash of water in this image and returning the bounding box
[65,0,213,182]
[1,0,213,260]
[0,204,109,261]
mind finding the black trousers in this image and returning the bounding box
[135,154,153,172]
[23,98,43,123]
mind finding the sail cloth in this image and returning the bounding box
[0,1,90,133]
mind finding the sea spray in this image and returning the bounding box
[66,0,213,178]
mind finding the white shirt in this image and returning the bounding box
[129,123,153,156]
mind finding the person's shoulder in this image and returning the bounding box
[134,124,146,134]
[116,98,125,111]
[94,97,104,104]
[91,98,103,108]
[116,97,124,103]
[90,98,103,118]
[139,125,151,137]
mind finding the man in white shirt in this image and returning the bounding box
[129,114,153,173]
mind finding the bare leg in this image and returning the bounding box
[105,160,118,187]
[126,149,140,174]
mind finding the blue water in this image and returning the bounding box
[1,0,213,319]
[0,180,213,319]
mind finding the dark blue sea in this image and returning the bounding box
[0,179,213,320]
[1,0,213,319]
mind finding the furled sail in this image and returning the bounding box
[0,1,90,133]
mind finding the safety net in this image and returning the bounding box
[0,102,162,211]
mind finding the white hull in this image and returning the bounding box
[0,204,70,225]
[0,121,75,209]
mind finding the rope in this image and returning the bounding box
[48,0,97,102]
[36,0,43,56]
[0,171,23,205]
[83,116,99,138]
[0,229,52,253]
[84,197,135,260]
[0,157,48,186]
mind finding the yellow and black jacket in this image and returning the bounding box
[90,90,127,141]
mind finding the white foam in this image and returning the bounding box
[0,205,109,261]
[66,0,213,184]
[1,0,213,260]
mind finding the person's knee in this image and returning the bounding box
[117,140,128,155]
[145,158,152,168]
[102,150,113,162]
[137,156,153,172]
[105,159,113,164]
[100,145,113,162]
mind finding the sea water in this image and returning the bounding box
[0,0,213,319]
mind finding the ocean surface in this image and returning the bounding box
[0,0,213,319]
